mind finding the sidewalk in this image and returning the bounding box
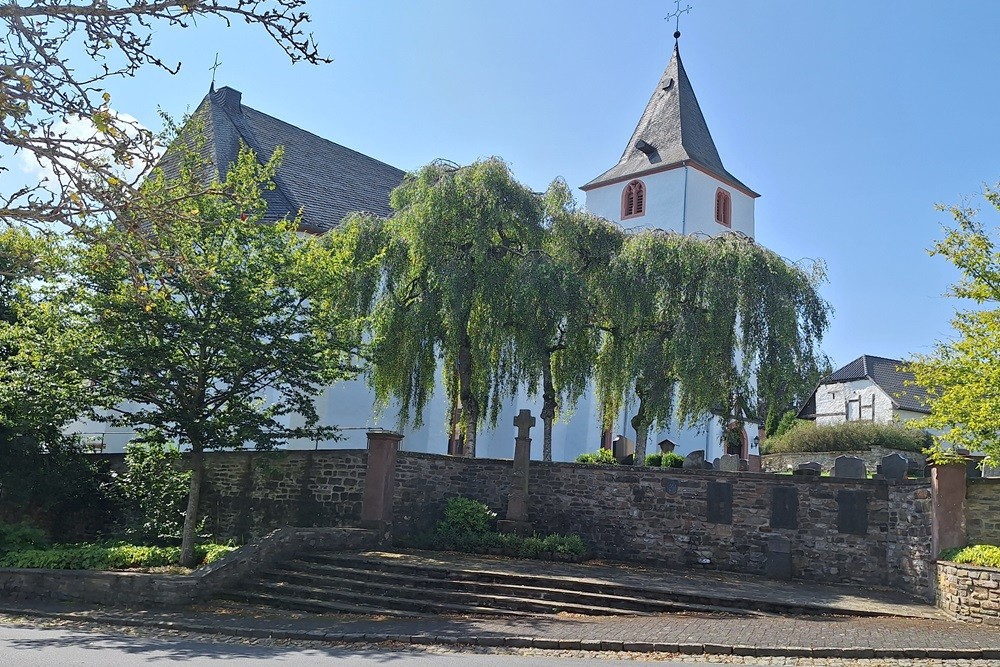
[2,598,999,660]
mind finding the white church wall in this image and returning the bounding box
[682,168,755,238]
[583,168,687,231]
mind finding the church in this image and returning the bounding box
[76,38,763,464]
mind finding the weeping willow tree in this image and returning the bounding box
[337,159,544,457]
[596,231,830,465]
[502,180,625,460]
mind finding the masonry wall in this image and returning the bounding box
[761,448,925,475]
[937,561,1000,624]
[966,479,1000,546]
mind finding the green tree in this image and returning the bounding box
[596,231,830,464]
[0,1,328,241]
[28,144,359,566]
[908,183,1000,463]
[345,159,544,457]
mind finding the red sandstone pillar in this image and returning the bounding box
[361,431,403,531]
[931,463,967,557]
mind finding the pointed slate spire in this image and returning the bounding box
[583,43,756,196]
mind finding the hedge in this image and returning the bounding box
[762,420,931,454]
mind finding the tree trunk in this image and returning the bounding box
[540,355,556,462]
[179,445,205,568]
[457,338,478,457]
[631,392,649,466]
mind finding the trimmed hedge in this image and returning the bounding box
[0,542,235,570]
[762,420,931,454]
[940,545,1000,569]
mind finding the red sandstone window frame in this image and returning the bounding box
[715,188,732,227]
[621,179,646,219]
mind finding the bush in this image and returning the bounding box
[0,541,236,570]
[940,544,1000,569]
[437,497,496,537]
[0,521,48,555]
[661,452,685,468]
[576,448,618,465]
[764,421,931,454]
[644,453,662,467]
[116,434,191,546]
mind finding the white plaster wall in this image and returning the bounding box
[683,168,755,239]
[814,380,895,426]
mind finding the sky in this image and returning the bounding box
[36,0,1000,371]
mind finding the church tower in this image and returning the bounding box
[581,41,759,237]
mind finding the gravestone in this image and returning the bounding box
[738,459,749,472]
[833,455,866,479]
[771,486,799,530]
[880,453,908,480]
[497,409,534,536]
[793,461,821,476]
[712,457,721,470]
[718,454,740,472]
[706,482,733,524]
[612,435,635,464]
[837,489,869,535]
[683,450,707,469]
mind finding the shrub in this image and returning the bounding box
[940,544,1000,569]
[764,421,931,454]
[644,453,662,467]
[437,497,496,537]
[576,448,618,465]
[0,541,236,570]
[661,452,685,468]
[0,521,48,555]
[116,433,191,546]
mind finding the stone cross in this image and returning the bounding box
[499,409,534,536]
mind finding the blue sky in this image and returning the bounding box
[86,0,1000,370]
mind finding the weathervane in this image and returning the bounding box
[665,0,692,39]
[209,53,223,86]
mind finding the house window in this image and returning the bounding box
[621,180,646,219]
[715,188,732,227]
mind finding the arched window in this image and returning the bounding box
[621,179,646,219]
[715,188,732,227]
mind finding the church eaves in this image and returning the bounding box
[190,85,405,232]
[582,43,758,198]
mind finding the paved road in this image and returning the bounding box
[0,624,705,667]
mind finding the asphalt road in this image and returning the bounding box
[0,624,707,666]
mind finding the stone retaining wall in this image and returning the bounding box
[0,527,375,607]
[966,479,1000,546]
[937,561,1000,624]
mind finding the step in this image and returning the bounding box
[217,590,433,618]
[266,561,762,617]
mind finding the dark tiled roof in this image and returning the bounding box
[582,43,756,195]
[191,86,405,232]
[808,355,930,415]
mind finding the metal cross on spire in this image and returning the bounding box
[665,0,692,39]
[209,53,223,86]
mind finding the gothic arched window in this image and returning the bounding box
[715,188,732,227]
[621,179,646,219]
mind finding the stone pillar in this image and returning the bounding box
[360,430,403,532]
[498,409,534,536]
[931,463,967,557]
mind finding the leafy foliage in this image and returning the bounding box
[922,443,969,467]
[940,544,1000,569]
[764,420,931,454]
[117,434,191,546]
[575,448,618,465]
[436,497,496,537]
[907,183,1000,464]
[0,521,49,555]
[0,541,235,570]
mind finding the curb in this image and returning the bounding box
[3,606,1000,660]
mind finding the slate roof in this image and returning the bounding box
[582,43,756,196]
[798,355,931,418]
[190,85,405,232]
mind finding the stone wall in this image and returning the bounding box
[0,527,375,607]
[966,479,1000,546]
[937,561,1000,624]
[761,448,925,474]
[390,452,934,596]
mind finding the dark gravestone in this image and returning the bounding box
[707,481,733,524]
[765,535,792,580]
[798,461,822,473]
[880,453,908,480]
[683,450,707,469]
[771,486,799,529]
[738,459,749,472]
[833,455,866,479]
[837,489,869,535]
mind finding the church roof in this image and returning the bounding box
[191,85,405,232]
[582,43,757,197]
[797,355,931,418]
